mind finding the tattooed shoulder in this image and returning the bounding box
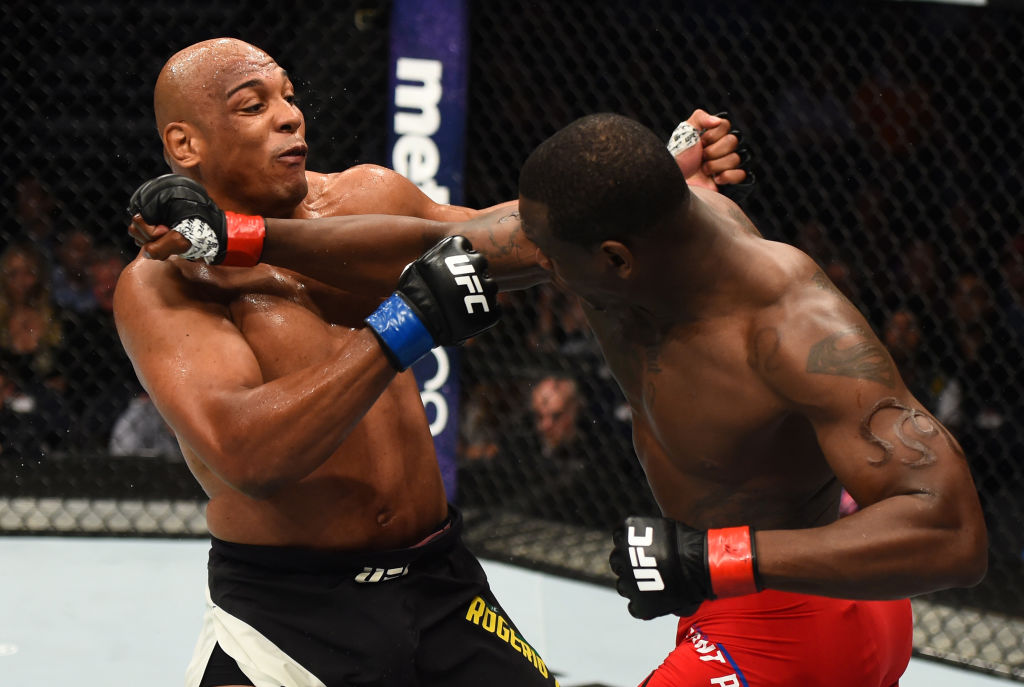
[806,325,896,387]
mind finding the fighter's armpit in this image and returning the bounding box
[860,397,966,467]
[805,326,897,388]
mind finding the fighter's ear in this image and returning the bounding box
[162,122,202,171]
[600,240,634,279]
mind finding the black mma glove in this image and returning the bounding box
[609,516,761,620]
[365,236,500,371]
[712,112,756,207]
[128,174,265,266]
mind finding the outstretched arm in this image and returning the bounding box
[131,203,545,294]
[131,109,749,294]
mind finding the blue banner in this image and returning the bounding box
[388,0,469,206]
[389,0,469,501]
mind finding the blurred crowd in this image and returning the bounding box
[0,173,180,463]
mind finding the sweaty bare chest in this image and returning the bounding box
[187,263,366,380]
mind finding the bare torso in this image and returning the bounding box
[122,169,448,551]
[583,190,840,530]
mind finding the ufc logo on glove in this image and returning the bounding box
[610,516,762,620]
[365,235,500,371]
[628,526,666,591]
[444,254,491,314]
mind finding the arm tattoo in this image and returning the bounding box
[484,219,521,259]
[860,397,963,467]
[806,326,896,388]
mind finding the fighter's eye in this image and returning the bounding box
[242,102,265,113]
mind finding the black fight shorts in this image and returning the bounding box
[185,506,559,687]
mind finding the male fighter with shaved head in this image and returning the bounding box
[118,38,745,686]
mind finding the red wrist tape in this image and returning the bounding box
[707,526,760,598]
[221,212,266,267]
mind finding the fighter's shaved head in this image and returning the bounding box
[154,38,277,132]
[151,38,306,216]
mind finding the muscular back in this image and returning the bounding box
[116,166,464,551]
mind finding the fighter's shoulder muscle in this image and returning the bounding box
[114,255,224,339]
[301,165,440,218]
[745,246,891,407]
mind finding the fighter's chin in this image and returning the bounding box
[277,169,309,205]
[251,173,308,217]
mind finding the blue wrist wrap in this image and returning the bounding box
[365,293,435,371]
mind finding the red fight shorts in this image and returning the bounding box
[638,590,912,687]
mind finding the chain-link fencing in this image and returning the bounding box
[0,0,1021,678]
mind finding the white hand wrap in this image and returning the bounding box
[667,121,701,157]
[174,217,221,264]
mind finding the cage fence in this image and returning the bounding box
[0,0,1021,679]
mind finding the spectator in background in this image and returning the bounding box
[0,243,66,392]
[51,226,98,314]
[0,359,69,460]
[935,272,1015,497]
[887,237,948,318]
[457,380,508,464]
[530,375,583,461]
[530,284,601,363]
[108,392,181,459]
[529,284,629,425]
[939,267,1024,565]
[13,174,59,261]
[61,246,139,452]
[459,373,646,528]
[882,307,941,412]
[510,374,594,524]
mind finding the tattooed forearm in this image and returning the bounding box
[483,219,521,259]
[860,397,963,467]
[806,326,896,387]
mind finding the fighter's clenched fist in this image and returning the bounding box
[609,516,761,620]
[366,236,501,371]
[128,174,265,266]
